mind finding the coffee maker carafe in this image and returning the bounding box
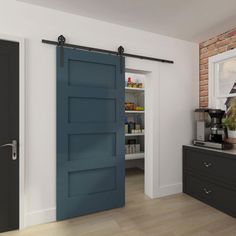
[208,109,225,143]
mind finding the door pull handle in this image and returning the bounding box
[203,188,212,195]
[203,162,212,168]
[0,140,18,160]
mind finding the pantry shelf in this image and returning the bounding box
[125,87,144,92]
[125,110,144,114]
[125,133,145,137]
[125,73,145,168]
[125,152,145,160]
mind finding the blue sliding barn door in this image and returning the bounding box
[56,47,125,220]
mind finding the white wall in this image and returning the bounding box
[0,0,199,227]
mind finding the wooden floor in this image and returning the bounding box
[3,168,236,236]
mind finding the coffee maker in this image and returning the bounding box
[208,109,225,143]
[193,108,232,150]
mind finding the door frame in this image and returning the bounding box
[0,34,26,229]
[125,57,160,198]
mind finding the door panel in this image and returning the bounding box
[68,133,116,161]
[68,60,116,89]
[57,47,125,220]
[0,40,19,233]
[68,97,116,123]
[68,167,116,196]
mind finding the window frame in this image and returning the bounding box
[208,48,236,109]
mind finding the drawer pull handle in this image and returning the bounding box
[203,188,212,195]
[203,162,212,168]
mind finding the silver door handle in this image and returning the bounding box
[0,140,17,160]
[203,188,212,195]
[203,162,212,168]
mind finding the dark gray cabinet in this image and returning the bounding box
[183,145,236,217]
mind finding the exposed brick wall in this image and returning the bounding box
[199,28,236,107]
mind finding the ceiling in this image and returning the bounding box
[18,0,236,42]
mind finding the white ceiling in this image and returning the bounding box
[18,0,236,42]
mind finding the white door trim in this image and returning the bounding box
[0,34,26,229]
[125,57,160,198]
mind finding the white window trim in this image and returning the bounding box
[208,48,236,108]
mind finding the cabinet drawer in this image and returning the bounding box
[184,148,236,186]
[184,174,236,217]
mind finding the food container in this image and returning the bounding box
[130,144,136,154]
[125,145,130,154]
[125,124,128,134]
[135,144,140,153]
[125,102,136,111]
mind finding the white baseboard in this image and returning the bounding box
[25,207,56,228]
[158,183,183,197]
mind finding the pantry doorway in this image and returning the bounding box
[124,58,160,198]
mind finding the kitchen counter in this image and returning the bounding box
[184,144,236,156]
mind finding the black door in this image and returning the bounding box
[0,40,19,233]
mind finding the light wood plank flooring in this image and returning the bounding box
[2,168,236,236]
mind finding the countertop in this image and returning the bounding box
[184,144,236,156]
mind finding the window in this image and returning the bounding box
[209,49,236,112]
